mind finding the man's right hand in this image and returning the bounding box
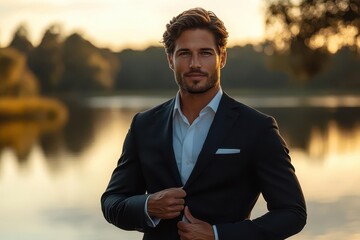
[147,187,186,219]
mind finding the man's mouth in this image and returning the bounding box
[184,72,207,77]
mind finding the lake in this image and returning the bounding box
[1,94,360,240]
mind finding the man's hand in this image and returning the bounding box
[177,206,215,240]
[147,187,186,219]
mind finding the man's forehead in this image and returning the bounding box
[173,29,217,52]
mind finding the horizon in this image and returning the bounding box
[0,0,265,51]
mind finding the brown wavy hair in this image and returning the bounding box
[162,8,229,55]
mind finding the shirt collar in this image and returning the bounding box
[173,88,223,118]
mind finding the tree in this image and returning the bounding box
[265,0,360,80]
[28,25,64,93]
[60,33,119,91]
[8,25,34,55]
[116,47,174,90]
[0,47,39,97]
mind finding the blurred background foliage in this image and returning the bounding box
[0,0,359,97]
[265,0,360,80]
[1,0,359,159]
[1,2,360,238]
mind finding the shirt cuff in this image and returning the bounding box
[144,195,161,227]
[213,225,219,240]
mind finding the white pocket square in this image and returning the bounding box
[215,148,241,154]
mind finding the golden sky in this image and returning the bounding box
[0,0,265,51]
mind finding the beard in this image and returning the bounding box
[175,69,220,94]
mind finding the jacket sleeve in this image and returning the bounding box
[101,113,151,232]
[217,117,307,240]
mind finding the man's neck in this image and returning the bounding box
[179,86,220,124]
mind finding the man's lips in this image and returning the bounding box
[184,72,207,77]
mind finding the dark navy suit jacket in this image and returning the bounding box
[101,93,307,240]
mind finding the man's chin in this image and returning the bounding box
[187,89,209,94]
[186,85,214,94]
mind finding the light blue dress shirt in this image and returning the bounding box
[145,88,223,239]
[172,89,222,185]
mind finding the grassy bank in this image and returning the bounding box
[0,97,68,122]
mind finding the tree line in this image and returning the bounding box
[1,0,360,96]
[1,25,120,96]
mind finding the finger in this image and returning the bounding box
[168,204,185,211]
[177,220,187,230]
[177,221,191,234]
[161,206,184,217]
[161,198,184,209]
[178,230,191,240]
[184,206,198,224]
[171,187,187,198]
[169,198,185,206]
[178,229,189,240]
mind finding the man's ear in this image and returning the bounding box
[220,50,227,69]
[167,54,174,70]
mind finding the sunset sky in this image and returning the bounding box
[0,0,265,51]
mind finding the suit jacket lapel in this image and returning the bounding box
[184,94,240,188]
[154,99,183,187]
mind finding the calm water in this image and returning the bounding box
[1,95,360,240]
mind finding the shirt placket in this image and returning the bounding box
[180,123,195,185]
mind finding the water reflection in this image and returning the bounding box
[259,107,360,162]
[0,97,360,240]
[0,116,67,162]
[40,102,97,158]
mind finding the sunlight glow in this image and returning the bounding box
[0,0,265,51]
[309,25,359,53]
[295,121,360,202]
[1,103,360,239]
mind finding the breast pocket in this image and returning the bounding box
[204,152,250,185]
[213,152,241,160]
[211,152,249,174]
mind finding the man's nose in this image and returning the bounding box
[189,55,201,68]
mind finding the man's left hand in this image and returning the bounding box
[177,206,215,240]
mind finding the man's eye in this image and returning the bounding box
[179,52,190,56]
[201,51,212,56]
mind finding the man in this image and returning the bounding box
[101,7,306,240]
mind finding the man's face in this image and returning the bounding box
[167,29,226,94]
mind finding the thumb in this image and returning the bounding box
[184,206,200,223]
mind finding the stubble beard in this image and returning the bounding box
[175,70,219,94]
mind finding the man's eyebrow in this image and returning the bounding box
[176,48,190,53]
[199,48,215,51]
[175,48,215,52]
